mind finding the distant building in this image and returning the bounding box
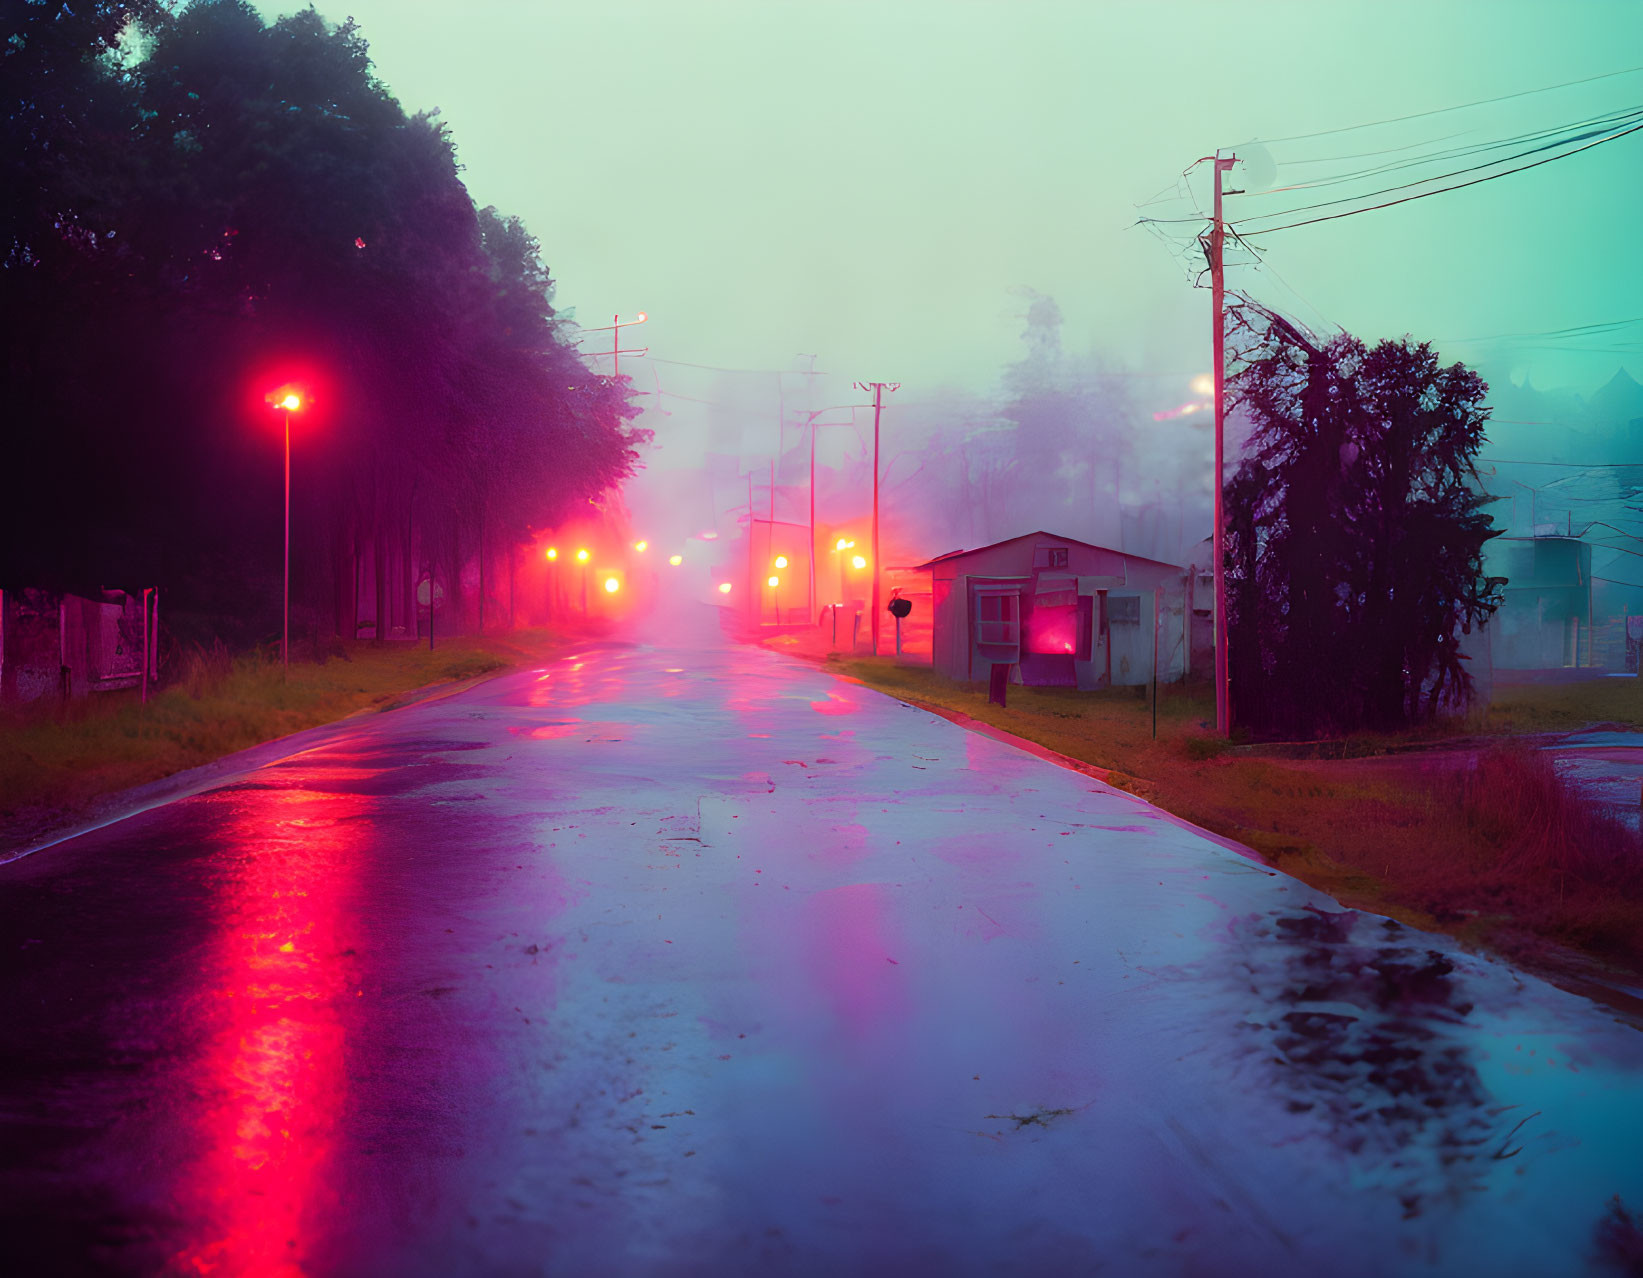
[910,531,1186,690]
[0,588,155,702]
[1484,534,1637,673]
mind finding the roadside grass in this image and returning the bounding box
[811,648,1643,983]
[1484,676,1643,733]
[0,628,570,852]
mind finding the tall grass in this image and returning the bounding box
[1456,745,1639,882]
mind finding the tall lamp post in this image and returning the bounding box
[265,385,307,675]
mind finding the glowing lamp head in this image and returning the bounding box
[634,540,647,552]
[267,384,306,412]
[1191,373,1215,397]
[546,547,558,561]
[851,555,867,570]
[717,582,732,594]
[768,576,780,588]
[636,311,648,322]
[576,549,589,563]
[604,577,620,594]
[773,555,788,569]
[669,554,682,566]
[835,538,848,551]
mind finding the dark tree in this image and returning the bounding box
[1224,317,1505,737]
[1,1,645,646]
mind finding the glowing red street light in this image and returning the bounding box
[669,554,683,566]
[264,383,309,674]
[546,547,558,561]
[604,577,621,594]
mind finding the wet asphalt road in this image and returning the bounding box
[2,639,1641,1277]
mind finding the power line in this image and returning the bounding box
[1233,111,1643,228]
[1136,106,1633,226]
[1480,456,1643,466]
[1139,107,1643,237]
[1237,104,1643,201]
[1257,63,1643,145]
[651,356,829,376]
[1239,116,1643,238]
[1441,317,1643,343]
[1281,129,1475,169]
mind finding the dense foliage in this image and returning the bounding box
[1224,318,1504,736]
[2,0,644,641]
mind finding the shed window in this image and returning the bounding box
[1108,595,1140,625]
[976,591,1020,646]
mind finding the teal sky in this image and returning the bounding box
[263,0,1641,407]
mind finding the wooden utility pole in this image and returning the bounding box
[853,380,899,655]
[1209,152,1238,737]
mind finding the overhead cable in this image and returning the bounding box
[1256,63,1643,145]
[1237,116,1643,238]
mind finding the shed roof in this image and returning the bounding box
[908,530,1182,573]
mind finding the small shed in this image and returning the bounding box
[911,531,1185,690]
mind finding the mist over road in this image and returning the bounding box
[2,635,1639,1276]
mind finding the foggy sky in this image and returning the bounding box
[262,0,1641,405]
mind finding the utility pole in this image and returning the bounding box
[797,404,865,621]
[853,380,900,656]
[769,458,776,622]
[575,312,647,378]
[1208,152,1238,737]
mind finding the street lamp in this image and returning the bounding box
[576,312,649,380]
[264,384,308,675]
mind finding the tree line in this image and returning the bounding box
[2,0,645,644]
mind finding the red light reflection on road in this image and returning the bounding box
[809,693,858,716]
[807,882,906,1040]
[171,780,365,1277]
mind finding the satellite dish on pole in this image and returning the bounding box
[1239,141,1276,193]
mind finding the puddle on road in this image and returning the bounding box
[1218,906,1517,1220]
